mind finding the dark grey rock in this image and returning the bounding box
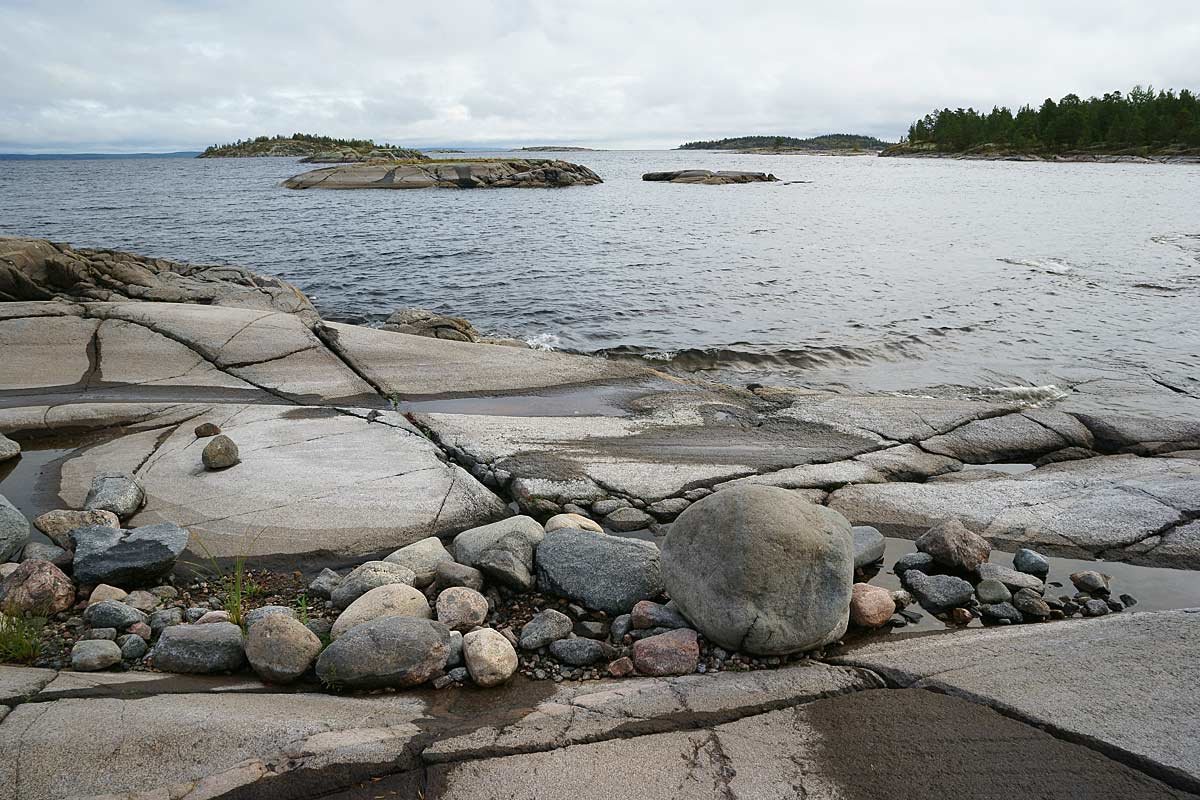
[851,526,886,569]
[83,599,146,631]
[453,516,544,591]
[977,563,1045,593]
[591,499,630,516]
[84,627,117,641]
[447,666,469,683]
[20,541,69,568]
[149,606,184,638]
[631,600,690,630]
[307,568,341,599]
[519,609,573,650]
[150,622,245,673]
[447,630,464,667]
[549,637,614,666]
[904,571,974,612]
[71,639,122,671]
[330,561,416,609]
[1013,547,1050,578]
[915,518,991,572]
[647,497,691,519]
[979,602,1024,624]
[1082,598,1111,617]
[83,472,145,519]
[305,618,333,638]
[431,561,486,593]
[604,507,654,532]
[1071,570,1110,595]
[117,633,148,660]
[976,578,1012,604]
[662,485,854,656]
[0,494,30,563]
[893,551,934,576]
[201,435,240,470]
[71,522,188,586]
[183,607,207,623]
[536,528,663,615]
[315,616,451,689]
[610,613,633,642]
[1012,587,1051,618]
[574,620,609,639]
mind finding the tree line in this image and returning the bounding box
[904,86,1200,152]
[679,133,890,151]
[201,133,397,154]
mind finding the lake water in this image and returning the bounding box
[2,151,1198,404]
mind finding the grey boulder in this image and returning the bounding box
[903,571,974,612]
[383,536,454,588]
[244,605,297,629]
[71,639,122,671]
[307,568,341,599]
[453,516,544,590]
[549,637,615,666]
[71,522,189,587]
[0,494,30,562]
[978,563,1044,593]
[244,614,322,683]
[536,528,663,615]
[83,599,147,631]
[150,622,246,674]
[330,561,416,609]
[1013,547,1050,578]
[315,616,451,689]
[201,435,240,470]
[852,525,886,569]
[83,472,145,519]
[519,609,574,650]
[661,485,854,655]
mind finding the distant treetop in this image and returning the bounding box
[198,133,425,160]
[677,133,892,151]
[898,86,1200,153]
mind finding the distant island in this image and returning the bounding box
[677,134,891,153]
[198,133,427,162]
[884,86,1200,162]
[516,146,597,152]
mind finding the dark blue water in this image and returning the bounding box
[2,151,1199,403]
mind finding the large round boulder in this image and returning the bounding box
[316,616,451,689]
[244,614,323,683]
[661,485,854,655]
[330,583,431,639]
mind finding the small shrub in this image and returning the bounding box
[0,614,44,664]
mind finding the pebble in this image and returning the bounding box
[194,422,221,437]
[123,590,159,613]
[1012,587,1051,619]
[631,600,689,630]
[603,507,654,532]
[607,657,635,677]
[118,633,148,660]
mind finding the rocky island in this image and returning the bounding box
[678,133,891,154]
[198,133,427,163]
[643,169,779,184]
[1,238,1198,798]
[283,158,603,189]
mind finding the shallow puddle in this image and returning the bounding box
[0,434,112,544]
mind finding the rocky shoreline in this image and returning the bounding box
[880,145,1200,164]
[283,159,603,189]
[642,169,779,184]
[2,236,1199,798]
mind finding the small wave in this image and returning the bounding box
[980,384,1070,405]
[997,257,1077,275]
[586,336,933,373]
[525,332,562,351]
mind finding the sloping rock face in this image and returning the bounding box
[0,237,314,317]
[642,169,778,184]
[283,159,602,189]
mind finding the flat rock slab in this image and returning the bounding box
[416,390,886,507]
[283,159,602,189]
[642,169,779,184]
[427,689,1193,800]
[42,403,508,563]
[0,666,57,705]
[830,608,1200,792]
[320,321,647,398]
[0,690,428,800]
[829,454,1200,565]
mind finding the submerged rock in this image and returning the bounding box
[71,522,189,587]
[661,485,854,655]
[536,527,663,615]
[316,616,451,689]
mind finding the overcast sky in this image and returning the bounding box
[1,0,1197,152]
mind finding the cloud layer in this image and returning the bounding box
[1,0,1197,151]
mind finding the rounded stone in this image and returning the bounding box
[915,518,991,573]
[244,605,297,629]
[544,513,603,533]
[462,628,519,687]
[118,633,148,660]
[631,629,700,676]
[331,583,431,639]
[194,422,222,438]
[661,485,854,655]
[519,609,574,650]
[201,435,240,470]
[435,587,489,632]
[535,528,663,615]
[71,639,122,671]
[317,616,451,689]
[331,561,417,610]
[0,559,75,616]
[431,561,486,593]
[849,583,895,628]
[976,578,1012,604]
[87,584,128,606]
[1013,547,1050,578]
[549,637,614,666]
[34,508,120,550]
[383,537,455,588]
[83,599,147,631]
[244,614,322,684]
[603,507,654,532]
[149,622,245,674]
[852,526,886,569]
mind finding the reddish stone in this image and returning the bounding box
[631,629,699,676]
[127,622,152,640]
[952,607,975,625]
[0,559,75,615]
[849,583,895,628]
[607,656,635,678]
